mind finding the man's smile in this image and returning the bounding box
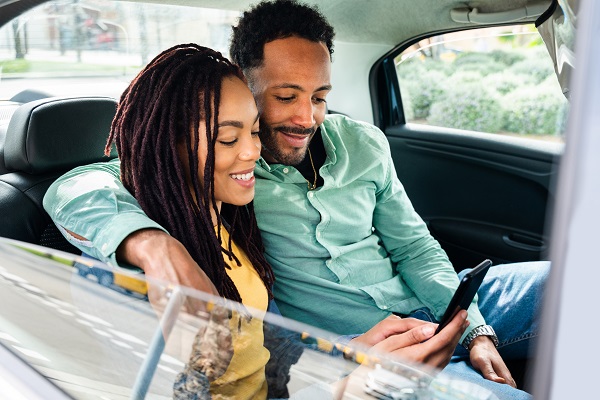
[278,130,311,147]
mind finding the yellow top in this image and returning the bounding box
[209,225,270,400]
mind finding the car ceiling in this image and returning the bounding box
[1,0,553,46]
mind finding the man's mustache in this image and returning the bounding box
[271,126,316,136]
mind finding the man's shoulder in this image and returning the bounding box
[322,114,390,153]
[322,113,378,132]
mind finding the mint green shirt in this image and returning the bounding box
[43,114,485,338]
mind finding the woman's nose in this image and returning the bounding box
[239,136,261,161]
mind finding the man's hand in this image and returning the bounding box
[117,229,219,312]
[469,336,516,387]
[350,310,469,370]
[350,315,435,348]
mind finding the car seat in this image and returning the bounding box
[0,123,8,175]
[0,96,117,253]
[0,102,22,175]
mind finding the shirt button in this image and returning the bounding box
[283,167,289,173]
[101,243,108,252]
[317,231,321,238]
[308,192,314,198]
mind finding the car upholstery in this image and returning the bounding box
[0,96,117,252]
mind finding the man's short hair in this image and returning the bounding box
[230,0,335,74]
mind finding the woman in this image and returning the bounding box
[105,43,275,399]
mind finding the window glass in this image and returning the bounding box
[396,26,568,142]
[0,0,240,101]
[0,239,495,399]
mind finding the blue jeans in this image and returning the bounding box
[407,261,549,400]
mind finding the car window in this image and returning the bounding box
[0,1,240,102]
[0,238,496,399]
[396,25,568,142]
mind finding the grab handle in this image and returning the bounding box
[502,233,546,252]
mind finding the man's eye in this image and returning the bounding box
[251,131,260,137]
[219,139,237,146]
[313,97,327,104]
[276,96,294,102]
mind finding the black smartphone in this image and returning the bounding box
[434,259,492,334]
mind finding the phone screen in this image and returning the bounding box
[435,259,492,334]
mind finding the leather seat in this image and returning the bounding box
[0,96,117,253]
[0,123,8,175]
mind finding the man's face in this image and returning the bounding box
[248,36,332,166]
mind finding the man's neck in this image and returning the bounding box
[295,129,326,189]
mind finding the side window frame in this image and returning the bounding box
[370,29,467,131]
[370,24,566,141]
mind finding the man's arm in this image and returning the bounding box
[370,146,485,338]
[371,140,514,386]
[43,159,165,263]
[43,159,218,300]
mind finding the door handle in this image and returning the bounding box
[502,233,546,252]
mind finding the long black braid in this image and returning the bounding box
[105,43,274,302]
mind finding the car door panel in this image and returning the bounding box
[385,124,561,271]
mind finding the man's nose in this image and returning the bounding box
[290,97,316,128]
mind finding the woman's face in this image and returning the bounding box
[196,76,261,214]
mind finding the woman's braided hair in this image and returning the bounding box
[105,43,274,302]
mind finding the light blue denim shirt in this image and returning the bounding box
[43,114,485,340]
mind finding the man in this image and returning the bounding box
[44,1,546,398]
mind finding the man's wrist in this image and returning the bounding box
[462,325,499,350]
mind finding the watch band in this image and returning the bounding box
[462,325,499,350]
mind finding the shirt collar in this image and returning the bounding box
[319,120,337,165]
[256,157,272,172]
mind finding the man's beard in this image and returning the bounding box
[259,124,316,166]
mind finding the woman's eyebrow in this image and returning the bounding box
[218,113,260,129]
[218,120,243,128]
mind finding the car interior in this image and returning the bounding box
[0,0,574,397]
[368,0,563,271]
[0,0,562,268]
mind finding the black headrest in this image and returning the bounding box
[9,89,53,103]
[4,96,118,174]
[0,123,8,175]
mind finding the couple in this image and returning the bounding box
[44,0,547,399]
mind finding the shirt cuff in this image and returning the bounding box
[92,213,168,266]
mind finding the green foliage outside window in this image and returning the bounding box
[398,38,568,137]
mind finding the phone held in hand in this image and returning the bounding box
[435,259,492,334]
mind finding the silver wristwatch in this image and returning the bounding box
[462,325,499,350]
